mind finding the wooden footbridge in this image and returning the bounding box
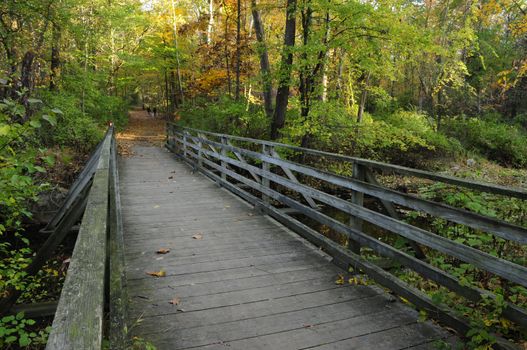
[4,123,526,349]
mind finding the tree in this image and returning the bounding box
[271,0,297,140]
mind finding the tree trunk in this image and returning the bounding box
[50,22,61,91]
[357,73,370,123]
[271,0,297,140]
[171,0,184,104]
[251,0,273,118]
[21,51,35,94]
[207,0,214,45]
[235,0,242,100]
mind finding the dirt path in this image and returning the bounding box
[117,108,166,156]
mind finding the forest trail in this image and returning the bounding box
[116,108,166,156]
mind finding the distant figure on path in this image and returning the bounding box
[146,106,151,116]
[153,107,157,118]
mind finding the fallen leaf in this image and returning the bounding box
[169,297,181,305]
[153,205,160,208]
[335,274,344,285]
[156,248,170,254]
[168,176,174,179]
[146,270,166,277]
[192,233,203,240]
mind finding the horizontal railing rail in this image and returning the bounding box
[167,123,526,349]
[45,127,127,349]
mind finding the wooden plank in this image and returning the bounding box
[130,277,355,319]
[46,132,111,350]
[125,251,327,280]
[151,308,421,349]
[198,152,527,288]
[349,162,365,254]
[132,288,385,337]
[305,322,452,350]
[108,136,128,348]
[126,260,336,293]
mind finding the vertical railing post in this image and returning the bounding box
[221,136,227,182]
[197,133,203,169]
[182,131,188,158]
[349,162,365,254]
[262,144,272,204]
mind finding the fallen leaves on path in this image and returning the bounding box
[146,270,166,277]
[116,108,166,156]
[192,233,203,240]
[156,248,170,254]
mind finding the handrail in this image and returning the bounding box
[166,124,526,348]
[169,123,527,199]
[46,127,127,349]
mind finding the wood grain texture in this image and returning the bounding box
[46,133,111,350]
[120,145,456,350]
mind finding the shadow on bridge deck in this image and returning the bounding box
[119,145,457,350]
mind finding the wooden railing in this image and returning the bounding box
[167,124,527,349]
[43,127,128,349]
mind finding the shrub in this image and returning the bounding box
[179,96,269,138]
[443,117,527,167]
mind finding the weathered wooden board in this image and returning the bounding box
[120,145,456,350]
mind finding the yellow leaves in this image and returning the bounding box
[146,270,166,277]
[336,274,370,286]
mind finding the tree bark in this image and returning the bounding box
[357,73,370,123]
[171,0,184,104]
[271,0,297,140]
[50,22,61,91]
[207,0,214,45]
[235,0,242,100]
[251,0,273,118]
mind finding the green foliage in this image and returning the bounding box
[282,102,461,167]
[397,182,527,347]
[443,116,527,167]
[179,96,269,138]
[36,91,103,153]
[0,312,50,349]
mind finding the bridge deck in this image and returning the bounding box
[120,145,455,350]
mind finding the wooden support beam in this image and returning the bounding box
[270,149,318,209]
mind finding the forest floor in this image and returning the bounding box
[116,107,166,156]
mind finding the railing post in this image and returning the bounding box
[349,162,365,254]
[183,131,188,158]
[261,144,272,204]
[197,133,203,169]
[221,136,227,182]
